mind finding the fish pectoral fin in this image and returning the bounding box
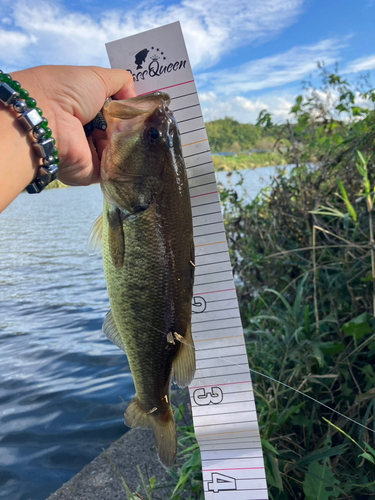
[172,324,196,388]
[125,396,176,468]
[103,310,126,352]
[107,208,125,269]
[87,213,103,254]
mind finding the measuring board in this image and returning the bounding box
[106,22,268,500]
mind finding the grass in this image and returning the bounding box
[212,152,287,171]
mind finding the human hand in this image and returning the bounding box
[12,65,136,186]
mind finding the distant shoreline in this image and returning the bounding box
[43,152,287,190]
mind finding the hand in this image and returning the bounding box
[12,65,136,186]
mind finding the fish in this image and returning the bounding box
[88,92,196,468]
[135,48,149,70]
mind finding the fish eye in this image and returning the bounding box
[147,127,160,144]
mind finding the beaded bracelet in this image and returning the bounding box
[0,70,59,193]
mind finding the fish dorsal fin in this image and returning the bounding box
[172,324,196,388]
[87,213,103,255]
[107,100,149,120]
[103,310,126,352]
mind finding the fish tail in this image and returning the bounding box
[124,397,177,468]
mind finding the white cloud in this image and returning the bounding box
[234,96,267,112]
[344,55,375,74]
[200,91,296,123]
[0,0,305,70]
[197,38,348,94]
[0,29,37,61]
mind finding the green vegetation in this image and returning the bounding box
[205,116,280,153]
[220,68,375,499]
[212,152,287,171]
[115,67,375,500]
[206,116,287,170]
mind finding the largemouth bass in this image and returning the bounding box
[88,92,195,467]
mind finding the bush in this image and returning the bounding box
[220,69,375,499]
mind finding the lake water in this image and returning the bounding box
[0,165,291,500]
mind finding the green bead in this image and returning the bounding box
[54,156,60,165]
[51,137,56,145]
[0,73,12,83]
[53,147,58,156]
[19,88,29,99]
[44,127,52,138]
[25,97,37,108]
[36,107,43,116]
[40,117,48,129]
[9,80,21,91]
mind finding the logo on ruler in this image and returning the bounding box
[128,46,187,82]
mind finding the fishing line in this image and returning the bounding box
[127,309,374,433]
[199,354,375,434]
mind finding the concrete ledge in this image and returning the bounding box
[47,390,191,500]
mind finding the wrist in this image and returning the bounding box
[0,69,59,194]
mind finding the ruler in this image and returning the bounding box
[106,22,268,500]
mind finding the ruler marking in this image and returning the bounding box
[203,468,265,472]
[183,139,208,147]
[193,312,239,325]
[189,172,216,181]
[194,270,233,279]
[190,191,218,199]
[184,149,211,158]
[195,251,228,258]
[138,80,195,95]
[197,353,247,362]
[195,278,233,287]
[192,201,221,210]
[193,288,235,295]
[174,103,201,112]
[178,115,203,124]
[181,127,206,135]
[171,91,198,100]
[193,212,222,220]
[192,399,255,408]
[189,181,218,190]
[195,337,244,346]
[194,420,259,429]
[190,380,251,390]
[201,456,265,461]
[186,161,213,170]
[193,222,225,231]
[193,307,238,317]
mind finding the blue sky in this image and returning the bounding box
[0,0,374,123]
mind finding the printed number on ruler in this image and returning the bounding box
[193,387,223,405]
[192,296,207,313]
[208,474,237,493]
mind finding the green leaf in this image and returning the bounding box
[336,179,357,221]
[359,452,375,464]
[312,344,325,367]
[264,450,283,491]
[293,444,348,469]
[261,438,279,455]
[309,206,344,218]
[361,273,374,283]
[319,342,345,355]
[303,461,340,500]
[342,312,372,340]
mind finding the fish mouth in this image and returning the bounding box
[103,92,172,140]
